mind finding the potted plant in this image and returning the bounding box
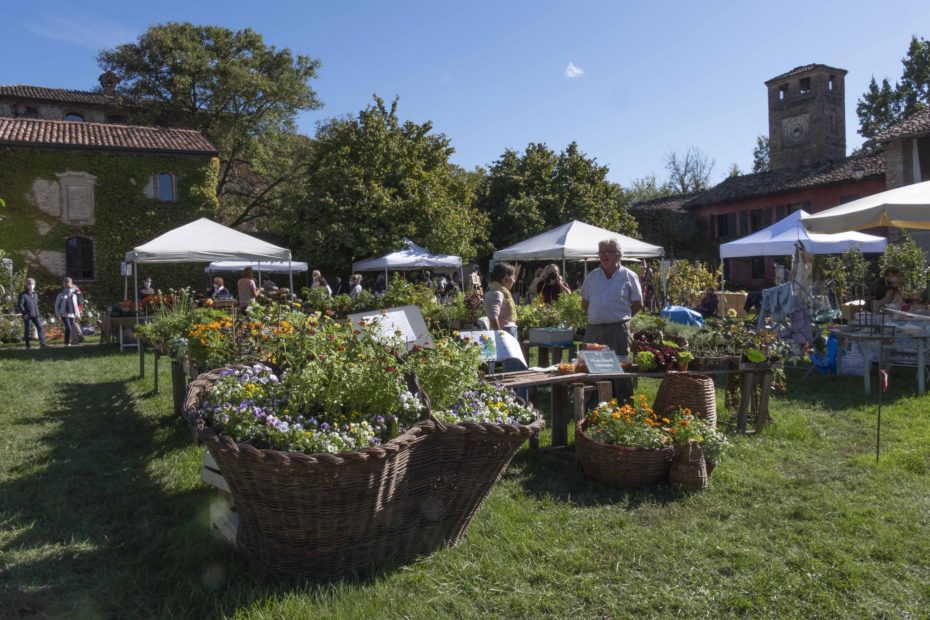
[677,350,694,371]
[575,394,685,487]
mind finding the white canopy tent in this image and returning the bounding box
[803,180,930,233]
[125,218,295,306]
[720,210,888,259]
[352,238,463,286]
[492,220,664,262]
[205,260,309,274]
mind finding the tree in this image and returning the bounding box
[625,174,673,204]
[280,97,489,274]
[664,147,714,193]
[727,163,742,177]
[752,135,769,173]
[475,142,638,250]
[856,77,902,139]
[98,23,322,226]
[856,36,930,138]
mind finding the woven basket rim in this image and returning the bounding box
[575,418,677,454]
[184,365,545,466]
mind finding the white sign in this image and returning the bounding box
[120,262,133,276]
[348,305,431,350]
[458,330,527,366]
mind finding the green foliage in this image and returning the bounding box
[0,149,219,303]
[856,36,930,138]
[475,142,638,251]
[665,260,720,305]
[98,22,321,227]
[818,248,874,303]
[282,97,489,275]
[516,292,586,339]
[752,135,769,173]
[880,232,930,295]
[133,288,198,353]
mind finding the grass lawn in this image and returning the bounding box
[1,345,929,618]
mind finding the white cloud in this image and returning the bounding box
[24,12,138,50]
[564,62,585,78]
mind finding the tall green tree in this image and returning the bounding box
[281,97,489,274]
[475,142,638,250]
[752,135,769,173]
[98,22,322,226]
[856,36,930,138]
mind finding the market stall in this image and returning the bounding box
[352,238,463,285]
[492,220,664,262]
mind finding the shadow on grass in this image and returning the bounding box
[0,376,261,618]
[507,446,683,509]
[0,343,135,363]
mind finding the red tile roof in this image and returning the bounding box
[765,64,847,85]
[0,85,116,106]
[0,118,217,155]
[871,107,930,143]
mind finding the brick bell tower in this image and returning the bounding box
[765,64,847,170]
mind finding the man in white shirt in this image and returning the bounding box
[580,238,644,400]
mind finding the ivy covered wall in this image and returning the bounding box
[0,147,219,302]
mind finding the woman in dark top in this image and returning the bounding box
[535,264,571,304]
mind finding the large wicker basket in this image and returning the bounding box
[652,372,718,427]
[575,419,676,487]
[183,366,543,579]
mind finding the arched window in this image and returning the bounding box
[156,172,175,202]
[64,112,84,122]
[65,237,94,280]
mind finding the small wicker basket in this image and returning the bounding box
[652,372,718,427]
[669,441,708,491]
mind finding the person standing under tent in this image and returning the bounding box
[54,277,82,347]
[18,278,47,349]
[310,270,322,289]
[349,274,363,299]
[535,264,571,304]
[484,263,525,376]
[237,267,262,309]
[580,239,643,401]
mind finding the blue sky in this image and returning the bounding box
[3,0,929,186]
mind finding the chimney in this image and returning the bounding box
[98,71,121,96]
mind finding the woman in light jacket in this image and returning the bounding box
[54,277,82,346]
[483,263,526,377]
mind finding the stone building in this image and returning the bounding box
[632,63,930,289]
[0,72,130,124]
[0,116,218,300]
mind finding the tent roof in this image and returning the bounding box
[204,260,308,274]
[720,210,887,259]
[803,180,930,233]
[352,238,462,272]
[125,218,291,264]
[492,220,664,261]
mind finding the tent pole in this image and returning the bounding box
[133,264,139,326]
[288,256,294,296]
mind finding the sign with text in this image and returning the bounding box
[349,305,431,351]
[580,350,623,374]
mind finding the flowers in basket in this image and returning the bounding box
[190,309,538,456]
[585,396,729,458]
[433,383,536,426]
[586,395,690,449]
